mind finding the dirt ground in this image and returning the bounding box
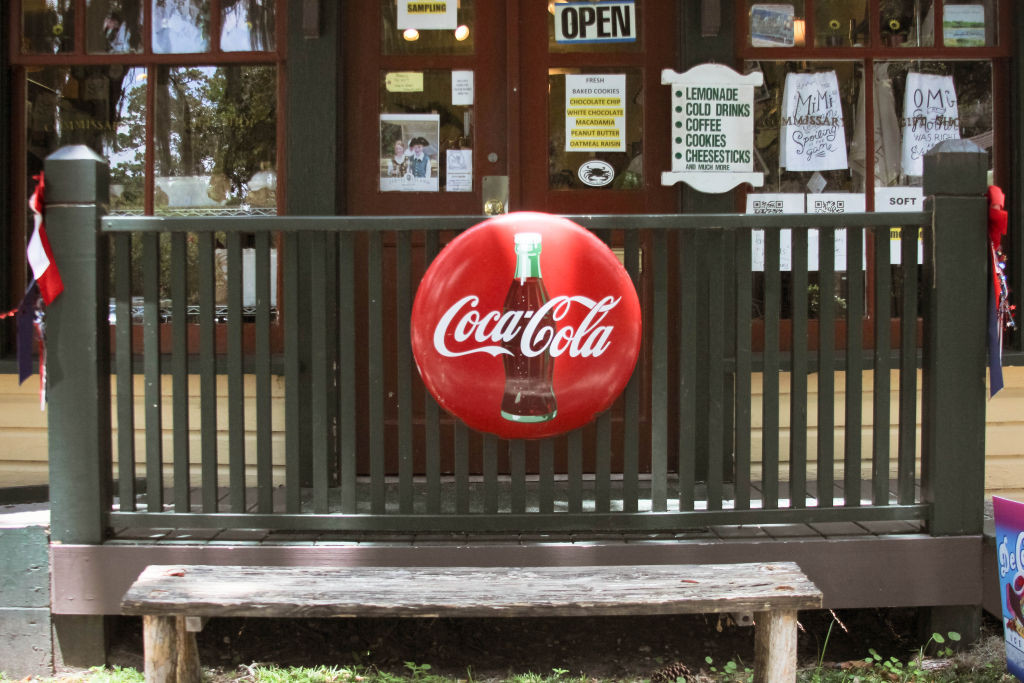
[106,608,1004,680]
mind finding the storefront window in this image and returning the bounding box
[814,0,868,47]
[880,0,934,47]
[746,1,806,48]
[221,0,276,51]
[22,0,76,54]
[87,0,144,54]
[943,0,997,47]
[155,65,278,213]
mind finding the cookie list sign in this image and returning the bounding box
[662,64,764,194]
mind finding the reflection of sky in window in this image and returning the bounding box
[153,0,209,53]
[107,67,147,168]
[222,5,261,51]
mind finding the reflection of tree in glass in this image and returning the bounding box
[148,65,276,205]
[222,0,276,51]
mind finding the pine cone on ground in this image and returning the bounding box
[651,660,693,682]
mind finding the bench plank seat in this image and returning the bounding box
[121,562,822,682]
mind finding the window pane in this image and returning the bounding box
[153,0,210,53]
[22,0,75,54]
[814,0,868,47]
[547,0,643,54]
[379,70,472,193]
[880,0,934,47]
[747,61,863,193]
[381,0,475,55]
[26,65,147,212]
[221,0,276,52]
[155,65,278,214]
[548,68,644,190]
[87,0,144,54]
[746,2,806,48]
[872,60,992,187]
[943,0,997,47]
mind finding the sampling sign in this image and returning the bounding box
[565,74,626,152]
[993,496,1024,680]
[662,64,763,193]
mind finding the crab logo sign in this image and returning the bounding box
[577,160,615,187]
[410,212,642,439]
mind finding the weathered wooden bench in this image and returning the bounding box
[121,562,822,683]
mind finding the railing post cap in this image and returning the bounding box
[922,139,988,197]
[44,145,109,205]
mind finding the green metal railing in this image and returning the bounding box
[41,142,991,541]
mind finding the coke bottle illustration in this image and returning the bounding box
[500,232,558,423]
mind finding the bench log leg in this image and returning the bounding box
[753,609,798,683]
[142,615,201,683]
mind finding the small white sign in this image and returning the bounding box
[554,1,637,44]
[578,160,615,187]
[875,186,925,265]
[807,193,866,271]
[397,0,457,30]
[901,73,960,177]
[452,70,474,106]
[446,149,472,192]
[565,74,626,153]
[747,193,803,272]
[780,71,848,171]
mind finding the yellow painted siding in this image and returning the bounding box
[2,366,1023,498]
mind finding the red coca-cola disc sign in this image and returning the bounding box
[410,212,642,439]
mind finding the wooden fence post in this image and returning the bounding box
[920,138,989,643]
[44,145,111,666]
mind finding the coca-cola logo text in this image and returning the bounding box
[434,294,621,358]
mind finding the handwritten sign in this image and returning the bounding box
[780,71,848,171]
[901,73,959,177]
[747,193,803,271]
[662,64,763,193]
[565,74,625,152]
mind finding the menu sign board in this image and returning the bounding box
[662,64,764,194]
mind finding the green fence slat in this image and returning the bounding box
[873,226,892,506]
[225,232,245,512]
[114,233,136,511]
[790,229,808,509]
[197,232,218,513]
[539,438,555,514]
[310,232,330,513]
[762,228,781,509]
[170,233,190,512]
[595,412,611,513]
[368,232,386,514]
[255,232,273,513]
[424,232,442,514]
[455,421,469,515]
[511,440,526,514]
[568,429,583,513]
[651,229,669,512]
[706,233,725,511]
[397,232,414,514]
[283,232,303,513]
[678,231,697,511]
[142,232,163,512]
[483,435,499,514]
[338,231,358,514]
[733,228,752,510]
[845,227,865,507]
[817,227,836,508]
[898,226,919,504]
[622,230,641,513]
